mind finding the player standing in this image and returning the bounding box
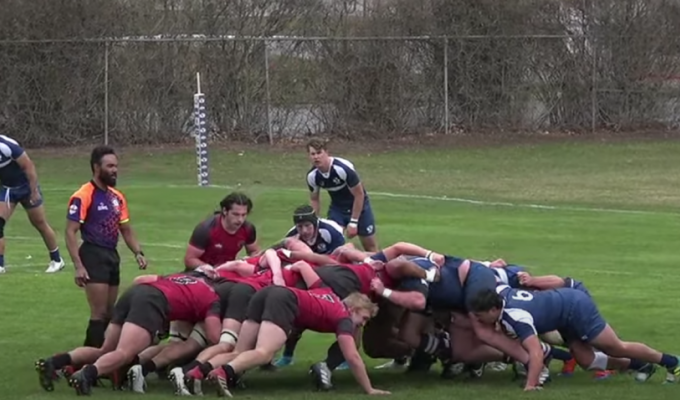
[64,145,147,348]
[0,134,63,274]
[183,192,260,271]
[306,139,378,252]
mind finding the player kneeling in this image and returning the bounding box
[186,285,387,396]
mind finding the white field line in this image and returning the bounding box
[10,235,184,249]
[37,184,680,217]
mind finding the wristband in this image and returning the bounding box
[425,251,433,261]
[381,289,393,299]
[349,219,359,228]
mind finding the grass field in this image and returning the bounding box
[3,139,680,400]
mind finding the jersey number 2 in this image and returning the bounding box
[511,290,534,301]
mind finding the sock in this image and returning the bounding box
[417,333,439,355]
[181,360,201,374]
[52,353,72,369]
[283,331,302,358]
[82,364,99,384]
[83,320,108,348]
[660,354,678,369]
[49,248,62,262]
[550,347,573,362]
[0,254,4,267]
[325,341,346,370]
[223,364,237,385]
[141,360,157,376]
[198,362,214,377]
[628,358,646,371]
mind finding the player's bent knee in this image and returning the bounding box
[219,329,238,346]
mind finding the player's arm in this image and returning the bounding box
[287,249,336,266]
[117,196,144,258]
[505,316,544,389]
[522,274,566,290]
[184,221,211,270]
[345,169,365,224]
[382,242,439,264]
[65,194,87,271]
[385,257,438,283]
[307,174,321,215]
[290,261,322,288]
[203,300,223,345]
[261,248,285,284]
[244,222,260,256]
[13,150,39,196]
[337,321,385,394]
[376,278,428,310]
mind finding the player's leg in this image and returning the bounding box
[364,301,411,369]
[357,206,378,252]
[0,189,17,273]
[210,286,294,397]
[69,286,167,395]
[22,189,64,273]
[79,243,116,348]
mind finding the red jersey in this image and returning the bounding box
[145,273,221,323]
[339,263,375,295]
[216,269,243,282]
[290,287,355,336]
[188,214,257,266]
[236,267,301,290]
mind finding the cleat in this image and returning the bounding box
[465,363,486,379]
[184,366,204,396]
[210,368,233,398]
[488,362,508,372]
[309,362,333,391]
[45,258,66,273]
[633,363,657,383]
[273,356,294,368]
[69,369,93,396]
[406,350,435,373]
[441,361,465,380]
[375,358,409,370]
[664,357,680,384]
[593,370,615,380]
[560,358,577,376]
[35,358,57,392]
[168,367,191,396]
[127,364,146,393]
[335,361,349,371]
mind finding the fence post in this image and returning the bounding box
[263,38,274,145]
[587,0,597,133]
[443,36,449,134]
[104,41,110,145]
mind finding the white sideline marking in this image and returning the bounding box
[4,257,181,270]
[10,235,184,249]
[37,183,679,216]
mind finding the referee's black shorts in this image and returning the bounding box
[80,241,121,286]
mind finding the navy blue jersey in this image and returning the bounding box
[0,135,29,187]
[307,157,370,209]
[497,285,575,341]
[285,218,345,255]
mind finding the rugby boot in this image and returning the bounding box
[665,356,680,384]
[633,363,657,382]
[406,349,436,373]
[69,369,93,396]
[273,355,294,368]
[440,361,465,379]
[127,365,146,394]
[35,358,57,392]
[168,366,191,396]
[560,357,577,376]
[335,361,349,370]
[593,370,616,380]
[309,361,334,391]
[375,357,409,370]
[210,367,235,398]
[184,366,205,396]
[464,363,486,379]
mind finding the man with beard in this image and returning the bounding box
[284,205,345,255]
[65,145,148,349]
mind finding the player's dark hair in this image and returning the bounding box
[90,145,116,173]
[220,192,253,213]
[306,138,327,152]
[468,289,504,313]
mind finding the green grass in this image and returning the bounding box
[4,140,680,400]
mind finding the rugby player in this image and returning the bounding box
[65,146,147,349]
[0,134,63,274]
[35,272,222,395]
[185,263,386,396]
[306,139,378,252]
[284,204,345,255]
[470,286,680,389]
[183,192,259,275]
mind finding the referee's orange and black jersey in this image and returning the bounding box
[67,181,130,249]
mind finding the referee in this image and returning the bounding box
[65,145,147,348]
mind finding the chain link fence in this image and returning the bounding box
[2,1,680,146]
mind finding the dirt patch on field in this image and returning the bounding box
[26,129,680,158]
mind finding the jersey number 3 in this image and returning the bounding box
[511,290,534,301]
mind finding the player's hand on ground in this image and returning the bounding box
[74,266,89,287]
[135,252,148,269]
[368,388,391,395]
[523,385,543,392]
[370,277,385,294]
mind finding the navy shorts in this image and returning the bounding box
[1,183,43,209]
[463,262,499,311]
[559,290,607,344]
[328,204,376,237]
